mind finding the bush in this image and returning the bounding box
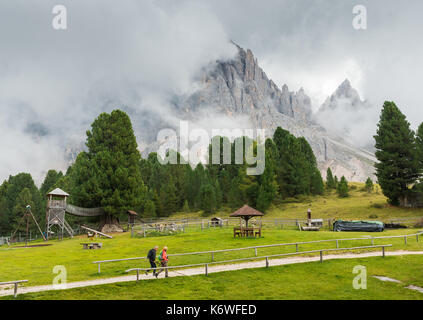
[337,176,349,198]
[414,218,423,228]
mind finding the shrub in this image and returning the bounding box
[414,218,423,228]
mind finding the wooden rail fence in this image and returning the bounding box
[92,232,422,273]
[125,245,393,281]
[0,280,28,298]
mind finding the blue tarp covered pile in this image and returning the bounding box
[333,220,384,232]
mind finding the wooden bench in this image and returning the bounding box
[81,242,103,249]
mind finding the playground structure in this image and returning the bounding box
[10,205,45,245]
[46,188,105,240]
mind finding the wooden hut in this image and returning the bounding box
[210,217,223,227]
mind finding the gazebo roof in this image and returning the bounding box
[229,205,264,217]
[127,210,138,216]
[47,188,69,197]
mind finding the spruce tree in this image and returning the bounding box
[337,176,349,198]
[311,168,325,195]
[40,170,64,196]
[374,101,419,205]
[71,110,147,220]
[199,184,217,215]
[415,123,423,176]
[365,177,374,193]
[326,168,335,189]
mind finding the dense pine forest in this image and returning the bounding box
[0,110,325,234]
[4,100,423,235]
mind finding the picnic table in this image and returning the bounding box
[234,227,261,238]
[81,242,103,249]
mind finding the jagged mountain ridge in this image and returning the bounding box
[171,44,376,181]
[65,44,376,182]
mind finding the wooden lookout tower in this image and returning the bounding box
[46,188,74,240]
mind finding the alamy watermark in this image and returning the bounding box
[352,265,367,289]
[52,265,67,289]
[52,5,67,30]
[156,121,266,175]
[352,5,367,30]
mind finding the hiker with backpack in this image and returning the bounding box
[145,245,159,277]
[155,246,169,278]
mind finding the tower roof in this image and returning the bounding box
[229,205,264,217]
[47,188,70,197]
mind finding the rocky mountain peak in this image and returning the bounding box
[142,43,376,182]
[319,78,365,112]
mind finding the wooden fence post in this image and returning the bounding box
[136,269,139,281]
[255,248,258,257]
[211,252,214,262]
[320,251,323,263]
[336,240,339,248]
[265,257,269,268]
[205,264,208,276]
[417,233,419,242]
[382,246,385,258]
[295,244,298,252]
[98,263,101,274]
[14,283,18,298]
[404,236,407,245]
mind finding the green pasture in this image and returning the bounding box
[4,255,423,300]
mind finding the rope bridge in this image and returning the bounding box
[65,204,105,217]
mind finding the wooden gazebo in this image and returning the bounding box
[230,205,263,237]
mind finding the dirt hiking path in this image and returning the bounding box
[2,250,423,297]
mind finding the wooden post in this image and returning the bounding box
[136,269,139,281]
[336,240,339,249]
[255,248,258,257]
[211,252,214,262]
[205,264,208,276]
[382,246,385,258]
[320,251,323,263]
[265,257,269,268]
[404,236,407,245]
[417,233,419,242]
[295,244,298,252]
[131,225,134,238]
[98,263,101,274]
[143,228,146,238]
[14,283,18,298]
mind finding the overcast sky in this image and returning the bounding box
[0,0,422,184]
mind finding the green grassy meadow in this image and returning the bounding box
[1,184,423,299]
[4,255,423,300]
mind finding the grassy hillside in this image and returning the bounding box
[171,183,423,221]
[3,255,423,300]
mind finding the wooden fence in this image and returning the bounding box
[125,244,393,280]
[93,231,422,273]
[0,280,28,297]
